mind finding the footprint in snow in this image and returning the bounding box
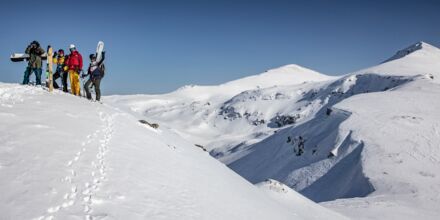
[47,206,60,213]
[61,199,74,208]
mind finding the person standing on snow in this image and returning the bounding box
[52,49,68,91]
[82,51,105,101]
[23,41,45,85]
[64,44,83,96]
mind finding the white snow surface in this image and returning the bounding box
[256,179,348,220]
[0,84,345,219]
[105,64,335,161]
[105,41,440,219]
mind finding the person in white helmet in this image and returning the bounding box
[64,44,83,96]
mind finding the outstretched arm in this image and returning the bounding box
[98,51,105,65]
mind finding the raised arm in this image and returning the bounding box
[25,45,32,54]
[98,51,105,65]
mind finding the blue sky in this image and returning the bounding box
[1,0,439,95]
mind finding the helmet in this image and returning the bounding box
[89,53,97,60]
[69,44,76,49]
[58,49,64,55]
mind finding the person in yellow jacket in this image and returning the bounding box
[52,49,68,92]
[64,44,83,96]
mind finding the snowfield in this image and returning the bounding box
[106,41,440,219]
[105,64,336,161]
[0,84,345,219]
[2,41,440,220]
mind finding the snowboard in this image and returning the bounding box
[47,46,54,92]
[96,41,104,62]
[10,53,48,62]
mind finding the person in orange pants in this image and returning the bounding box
[69,69,81,95]
[64,44,83,96]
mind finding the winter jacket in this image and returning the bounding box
[65,50,83,71]
[53,55,65,66]
[87,52,105,79]
[25,45,45,69]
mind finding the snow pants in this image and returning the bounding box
[23,67,42,85]
[54,66,68,92]
[69,70,81,96]
[61,71,69,92]
[84,77,102,101]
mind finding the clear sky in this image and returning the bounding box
[1,0,439,95]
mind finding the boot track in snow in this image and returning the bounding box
[35,111,116,220]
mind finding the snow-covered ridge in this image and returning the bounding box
[169,64,334,101]
[226,42,440,219]
[382,41,438,63]
[106,41,440,220]
[222,64,333,88]
[104,64,336,157]
[0,83,347,220]
[228,73,418,202]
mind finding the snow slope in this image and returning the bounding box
[106,41,440,219]
[0,83,344,220]
[256,179,347,220]
[322,79,440,220]
[228,42,440,219]
[105,64,334,161]
[170,64,333,100]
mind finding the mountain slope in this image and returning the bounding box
[257,179,348,220]
[228,42,440,219]
[106,41,440,219]
[220,64,333,93]
[105,64,334,159]
[0,83,345,220]
[322,79,440,219]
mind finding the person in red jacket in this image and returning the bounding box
[64,44,83,96]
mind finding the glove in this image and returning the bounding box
[53,52,58,57]
[81,73,87,78]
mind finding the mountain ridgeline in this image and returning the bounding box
[106,41,440,219]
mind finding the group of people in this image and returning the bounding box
[23,40,105,101]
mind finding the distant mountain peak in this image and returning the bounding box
[383,41,438,63]
[263,64,313,74]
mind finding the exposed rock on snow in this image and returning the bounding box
[383,41,431,63]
